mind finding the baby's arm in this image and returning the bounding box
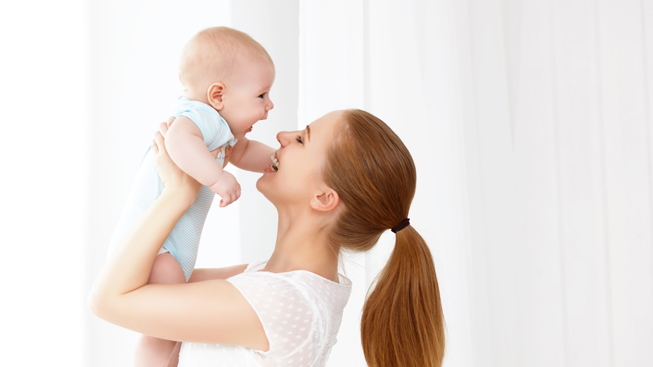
[228,137,276,173]
[165,116,240,206]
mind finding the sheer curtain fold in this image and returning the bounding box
[300,0,653,366]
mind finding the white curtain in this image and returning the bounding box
[3,0,651,366]
[0,1,88,366]
[301,0,653,366]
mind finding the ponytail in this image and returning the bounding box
[322,109,445,366]
[361,226,445,367]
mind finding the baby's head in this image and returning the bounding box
[179,27,275,139]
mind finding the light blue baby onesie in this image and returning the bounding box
[108,97,237,281]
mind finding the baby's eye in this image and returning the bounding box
[258,93,266,99]
[295,136,303,144]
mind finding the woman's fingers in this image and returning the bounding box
[159,121,169,138]
[209,144,229,160]
[153,131,165,151]
[152,121,169,153]
[151,130,163,153]
[210,147,221,159]
[165,116,174,128]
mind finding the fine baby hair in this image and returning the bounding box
[178,26,273,94]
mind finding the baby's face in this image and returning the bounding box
[219,58,275,139]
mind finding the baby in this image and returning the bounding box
[110,26,276,279]
[107,26,277,364]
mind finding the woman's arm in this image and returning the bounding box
[188,264,248,283]
[88,124,268,350]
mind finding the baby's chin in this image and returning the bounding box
[235,127,253,139]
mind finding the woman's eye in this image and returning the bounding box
[295,136,303,144]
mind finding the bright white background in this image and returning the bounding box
[1,0,652,366]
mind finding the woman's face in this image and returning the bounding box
[257,110,343,207]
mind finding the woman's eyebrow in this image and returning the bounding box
[306,125,311,142]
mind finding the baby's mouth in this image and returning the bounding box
[270,154,280,172]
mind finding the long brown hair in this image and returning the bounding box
[323,110,445,367]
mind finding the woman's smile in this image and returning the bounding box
[270,153,280,172]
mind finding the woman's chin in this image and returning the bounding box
[256,181,276,206]
[255,174,270,195]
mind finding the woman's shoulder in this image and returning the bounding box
[225,261,352,361]
[235,261,351,291]
[227,261,352,310]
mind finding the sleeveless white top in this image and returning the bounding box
[177,261,352,367]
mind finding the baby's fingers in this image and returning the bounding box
[219,196,232,208]
[225,194,240,207]
[219,190,240,207]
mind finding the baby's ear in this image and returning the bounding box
[207,83,226,110]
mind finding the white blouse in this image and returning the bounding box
[177,261,352,367]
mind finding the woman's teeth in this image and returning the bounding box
[270,154,279,172]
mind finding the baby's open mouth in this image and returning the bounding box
[270,154,279,172]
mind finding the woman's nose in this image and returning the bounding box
[276,130,292,146]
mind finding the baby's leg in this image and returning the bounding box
[134,253,185,367]
[167,342,182,367]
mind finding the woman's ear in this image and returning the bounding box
[310,187,340,212]
[207,82,226,111]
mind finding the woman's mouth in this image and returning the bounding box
[270,154,279,172]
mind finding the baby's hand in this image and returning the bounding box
[209,171,241,207]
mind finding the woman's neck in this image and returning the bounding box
[264,209,339,282]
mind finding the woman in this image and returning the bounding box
[89,109,445,367]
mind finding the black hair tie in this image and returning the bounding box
[391,218,410,233]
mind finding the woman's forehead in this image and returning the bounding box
[309,110,344,137]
